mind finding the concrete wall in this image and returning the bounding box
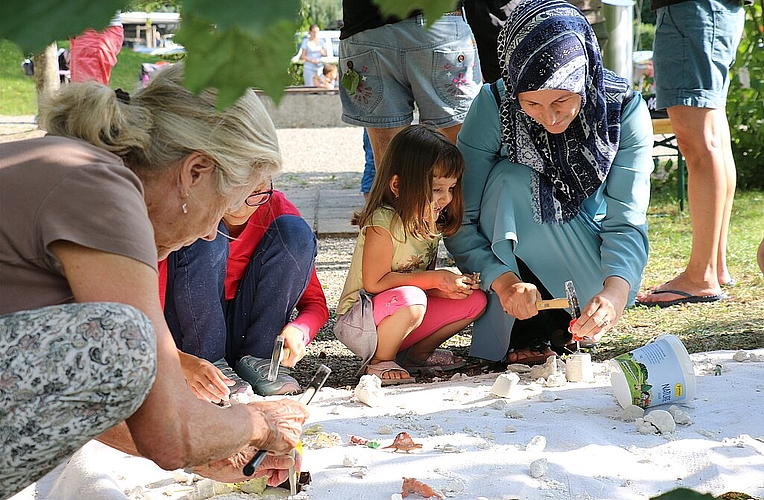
[256,87,347,129]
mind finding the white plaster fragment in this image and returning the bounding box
[539,390,560,402]
[530,355,558,380]
[644,409,676,434]
[544,372,567,387]
[529,458,549,478]
[526,435,547,453]
[668,405,693,425]
[621,405,645,421]
[354,374,384,407]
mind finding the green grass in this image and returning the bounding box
[0,39,166,115]
[595,188,764,360]
[0,40,37,114]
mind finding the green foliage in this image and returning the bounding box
[727,2,764,189]
[126,0,183,12]
[175,0,300,107]
[634,22,655,52]
[1,0,468,107]
[0,0,124,54]
[298,0,343,30]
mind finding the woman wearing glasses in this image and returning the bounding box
[161,178,329,399]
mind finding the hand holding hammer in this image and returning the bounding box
[535,280,581,318]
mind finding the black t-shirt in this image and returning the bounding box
[340,0,464,39]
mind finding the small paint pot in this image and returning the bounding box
[566,352,593,382]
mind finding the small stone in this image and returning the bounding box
[644,409,676,434]
[490,399,508,410]
[529,458,548,478]
[538,390,559,402]
[733,350,749,362]
[636,418,657,435]
[668,405,693,425]
[507,363,532,374]
[354,375,384,407]
[530,355,558,380]
[526,435,547,453]
[504,409,524,419]
[351,466,369,478]
[378,425,394,435]
[434,444,464,453]
[621,405,645,421]
[544,372,567,387]
[505,425,517,433]
[303,423,323,435]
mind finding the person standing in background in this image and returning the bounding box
[463,0,607,83]
[339,0,482,168]
[637,0,745,307]
[300,24,327,86]
[360,128,376,201]
[69,13,124,84]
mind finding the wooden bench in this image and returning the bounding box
[652,117,687,211]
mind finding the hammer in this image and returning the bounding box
[536,280,581,318]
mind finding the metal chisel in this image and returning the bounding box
[242,364,332,477]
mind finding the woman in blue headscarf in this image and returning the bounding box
[445,0,653,364]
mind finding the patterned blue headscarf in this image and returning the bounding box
[498,0,631,224]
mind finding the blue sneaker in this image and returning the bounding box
[235,356,301,396]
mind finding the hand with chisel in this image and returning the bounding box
[568,276,629,342]
[190,398,309,485]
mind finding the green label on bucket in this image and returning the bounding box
[612,340,688,408]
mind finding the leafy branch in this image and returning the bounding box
[0,0,457,108]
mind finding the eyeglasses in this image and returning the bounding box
[245,180,273,207]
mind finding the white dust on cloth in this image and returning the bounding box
[10,349,764,500]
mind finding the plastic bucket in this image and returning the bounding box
[609,334,696,409]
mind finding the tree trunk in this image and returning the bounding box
[33,42,61,112]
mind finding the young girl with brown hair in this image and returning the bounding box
[335,124,487,385]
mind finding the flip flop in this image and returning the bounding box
[365,361,417,386]
[506,345,556,366]
[399,348,467,374]
[636,289,728,308]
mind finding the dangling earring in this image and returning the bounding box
[181,194,189,214]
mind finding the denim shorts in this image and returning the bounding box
[339,14,482,128]
[652,0,745,109]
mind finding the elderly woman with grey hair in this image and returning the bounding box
[0,64,308,497]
